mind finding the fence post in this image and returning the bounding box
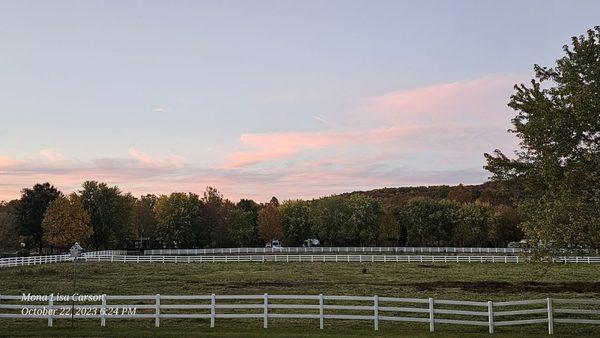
[210,294,216,328]
[154,294,160,327]
[319,294,324,329]
[47,294,53,327]
[263,293,268,329]
[101,294,106,327]
[373,295,379,331]
[547,298,554,335]
[428,297,435,332]
[487,301,494,333]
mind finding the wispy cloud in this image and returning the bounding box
[128,147,185,169]
[313,116,328,124]
[153,105,171,113]
[0,74,522,202]
[222,74,521,170]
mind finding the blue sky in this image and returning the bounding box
[1,1,599,201]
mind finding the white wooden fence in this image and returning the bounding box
[0,250,128,268]
[0,294,598,334]
[145,246,526,255]
[3,254,600,268]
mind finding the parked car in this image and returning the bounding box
[265,240,283,250]
[302,238,320,247]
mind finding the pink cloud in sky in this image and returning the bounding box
[0,155,20,168]
[355,74,520,125]
[40,149,67,165]
[128,147,185,169]
[222,74,521,169]
[0,74,523,202]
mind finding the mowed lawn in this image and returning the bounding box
[1,262,599,337]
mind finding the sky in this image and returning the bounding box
[1,1,599,202]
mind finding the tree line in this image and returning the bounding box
[0,180,521,254]
[1,27,598,254]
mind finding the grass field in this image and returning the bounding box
[1,262,600,336]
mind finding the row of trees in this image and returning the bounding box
[3,28,597,253]
[0,180,521,252]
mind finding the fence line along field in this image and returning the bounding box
[1,260,599,336]
[3,252,600,268]
[2,293,599,335]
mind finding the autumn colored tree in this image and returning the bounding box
[42,194,93,250]
[258,203,283,243]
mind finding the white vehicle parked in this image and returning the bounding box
[302,238,320,247]
[265,240,283,249]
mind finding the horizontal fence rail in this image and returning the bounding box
[3,254,600,268]
[0,294,598,334]
[0,250,129,268]
[145,247,528,255]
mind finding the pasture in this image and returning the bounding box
[1,261,599,336]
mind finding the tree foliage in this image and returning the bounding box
[41,194,93,249]
[0,200,20,250]
[257,202,283,242]
[225,208,256,247]
[133,194,158,248]
[79,181,135,249]
[403,198,460,246]
[155,192,202,248]
[280,200,314,245]
[15,183,61,252]
[485,27,600,249]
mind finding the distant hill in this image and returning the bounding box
[340,182,507,208]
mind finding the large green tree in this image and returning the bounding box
[344,194,381,246]
[79,181,136,249]
[15,183,61,253]
[225,208,256,247]
[133,194,158,249]
[454,202,494,247]
[403,198,460,246]
[201,187,233,247]
[280,200,314,246]
[485,27,600,249]
[155,192,202,248]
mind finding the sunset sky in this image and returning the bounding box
[1,1,599,202]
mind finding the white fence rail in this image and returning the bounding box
[0,250,128,268]
[3,254,600,268]
[0,294,598,334]
[83,250,128,257]
[145,246,527,255]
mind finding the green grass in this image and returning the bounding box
[1,262,599,336]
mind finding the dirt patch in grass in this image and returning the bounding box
[207,279,600,294]
[416,264,451,269]
[408,281,600,293]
